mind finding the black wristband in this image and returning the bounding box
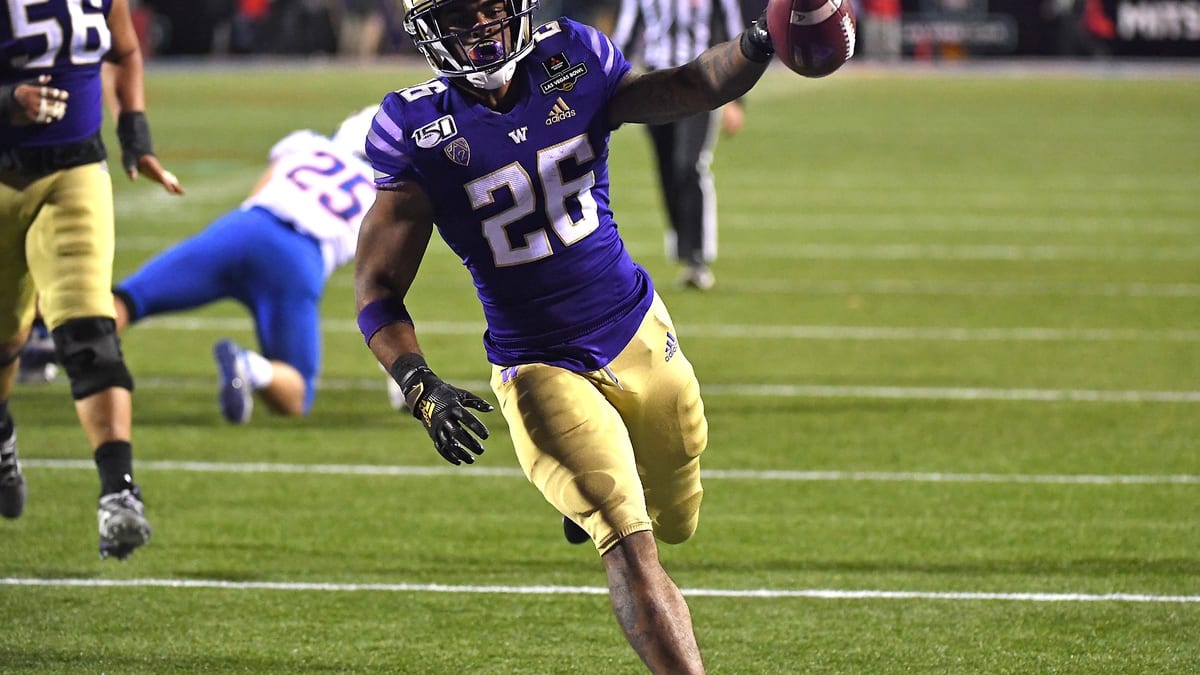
[388,353,431,393]
[740,16,775,63]
[116,111,153,169]
[0,84,16,123]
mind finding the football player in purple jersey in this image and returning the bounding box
[1,0,184,559]
[354,0,773,671]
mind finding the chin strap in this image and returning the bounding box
[465,61,518,90]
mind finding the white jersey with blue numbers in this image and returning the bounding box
[243,131,376,277]
[365,18,656,371]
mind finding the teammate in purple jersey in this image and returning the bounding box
[355,0,774,671]
[1,0,184,559]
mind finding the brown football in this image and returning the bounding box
[765,0,857,78]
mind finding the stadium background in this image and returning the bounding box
[135,0,1200,60]
[3,1,1197,673]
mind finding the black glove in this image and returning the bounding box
[740,12,775,63]
[116,111,154,174]
[390,353,493,465]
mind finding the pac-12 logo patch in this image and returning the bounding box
[444,137,471,166]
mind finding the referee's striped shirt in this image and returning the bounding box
[611,0,747,68]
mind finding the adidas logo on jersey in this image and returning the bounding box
[546,97,576,125]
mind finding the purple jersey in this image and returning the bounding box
[366,18,655,372]
[1,0,113,147]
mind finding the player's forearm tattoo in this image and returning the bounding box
[695,40,762,101]
[626,41,765,125]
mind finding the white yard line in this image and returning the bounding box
[703,383,1200,403]
[725,243,1200,262]
[715,279,1200,298]
[123,376,1200,404]
[678,324,1200,342]
[726,214,1199,235]
[1,577,1195,603]
[120,240,1200,262]
[324,275,1200,297]
[130,316,1200,342]
[21,459,1200,485]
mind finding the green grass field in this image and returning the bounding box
[2,60,1199,673]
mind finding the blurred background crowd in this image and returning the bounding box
[132,0,1200,61]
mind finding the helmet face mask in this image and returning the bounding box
[403,0,539,89]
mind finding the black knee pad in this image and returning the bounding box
[51,317,135,400]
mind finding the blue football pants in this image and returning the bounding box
[116,206,325,412]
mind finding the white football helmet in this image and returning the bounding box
[402,0,540,90]
[330,106,378,160]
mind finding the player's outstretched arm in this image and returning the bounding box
[355,185,494,466]
[609,13,774,127]
[104,0,183,194]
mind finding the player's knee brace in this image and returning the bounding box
[51,318,134,400]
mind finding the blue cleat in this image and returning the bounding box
[17,321,58,384]
[98,486,151,560]
[213,339,253,424]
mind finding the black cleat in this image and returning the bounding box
[0,430,26,519]
[98,486,152,560]
[563,516,589,545]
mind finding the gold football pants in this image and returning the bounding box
[490,294,708,554]
[0,162,116,340]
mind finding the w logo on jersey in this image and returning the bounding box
[507,127,529,144]
[665,332,678,362]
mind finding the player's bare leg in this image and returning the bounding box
[256,361,306,416]
[1,331,30,396]
[71,380,150,561]
[120,297,306,419]
[113,293,131,331]
[74,387,132,448]
[602,531,705,674]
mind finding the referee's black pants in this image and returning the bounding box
[646,108,720,267]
